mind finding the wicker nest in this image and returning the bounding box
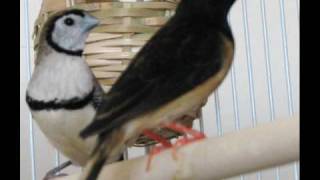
[33,0,203,147]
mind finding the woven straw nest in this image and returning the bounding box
[33,0,203,147]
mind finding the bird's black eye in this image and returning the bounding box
[64,18,74,26]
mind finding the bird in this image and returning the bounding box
[79,0,236,179]
[25,9,123,179]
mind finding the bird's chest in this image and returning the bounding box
[32,106,95,136]
[27,55,94,101]
[31,105,97,165]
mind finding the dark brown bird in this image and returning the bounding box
[80,0,236,179]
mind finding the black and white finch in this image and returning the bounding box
[25,9,110,178]
[79,0,236,179]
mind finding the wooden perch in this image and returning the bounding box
[57,116,299,180]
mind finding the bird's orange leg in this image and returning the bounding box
[142,130,177,171]
[143,129,172,147]
[164,122,206,148]
[142,123,206,171]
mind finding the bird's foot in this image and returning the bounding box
[164,122,206,147]
[43,173,68,180]
[143,130,177,171]
[142,123,206,172]
[43,161,72,180]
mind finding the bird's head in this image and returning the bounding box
[40,9,99,56]
[177,0,236,23]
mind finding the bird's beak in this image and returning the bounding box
[84,13,100,31]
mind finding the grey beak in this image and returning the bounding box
[84,13,100,31]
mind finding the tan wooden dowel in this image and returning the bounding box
[55,116,299,180]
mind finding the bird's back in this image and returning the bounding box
[80,12,234,141]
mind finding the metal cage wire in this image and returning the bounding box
[21,0,300,179]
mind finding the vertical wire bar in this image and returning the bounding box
[278,0,299,179]
[123,147,129,160]
[65,0,70,7]
[24,0,36,179]
[70,0,75,7]
[231,66,240,131]
[228,13,244,179]
[241,0,257,127]
[55,152,60,168]
[294,163,299,180]
[145,146,152,154]
[260,0,275,122]
[55,152,61,169]
[240,0,260,179]
[279,0,294,116]
[296,0,299,21]
[230,66,244,180]
[214,91,223,137]
[259,0,280,179]
[198,110,205,133]
[66,0,75,8]
[227,14,240,131]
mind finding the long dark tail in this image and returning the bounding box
[84,149,125,180]
[85,155,107,180]
[82,131,125,180]
[118,153,125,161]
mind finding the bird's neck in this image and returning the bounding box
[46,33,85,57]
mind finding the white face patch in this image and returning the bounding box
[51,14,89,51]
[27,53,94,101]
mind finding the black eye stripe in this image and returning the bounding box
[64,18,74,26]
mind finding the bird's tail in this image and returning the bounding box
[80,130,125,180]
[82,153,107,180]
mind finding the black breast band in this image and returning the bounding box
[26,89,94,111]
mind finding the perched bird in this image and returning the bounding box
[25,9,122,179]
[79,0,236,179]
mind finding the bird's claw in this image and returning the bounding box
[42,161,72,180]
[43,173,68,180]
[165,122,206,148]
[142,123,206,171]
[143,130,173,171]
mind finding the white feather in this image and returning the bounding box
[25,10,102,167]
[27,53,94,101]
[31,105,97,166]
[26,52,97,166]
